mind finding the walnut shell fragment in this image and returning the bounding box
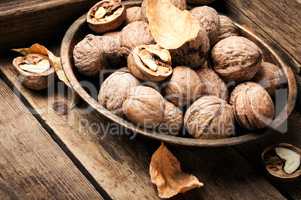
[159,101,183,135]
[128,44,172,82]
[252,62,285,96]
[87,0,126,33]
[184,96,235,139]
[212,36,263,82]
[125,6,143,24]
[212,15,240,45]
[262,143,301,180]
[123,86,165,128]
[191,6,219,43]
[120,21,155,50]
[163,66,205,107]
[230,82,275,130]
[150,143,203,199]
[196,67,229,100]
[98,68,140,116]
[13,54,55,90]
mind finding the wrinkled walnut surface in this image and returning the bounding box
[184,95,235,139]
[99,68,140,116]
[230,82,275,130]
[123,86,165,128]
[212,36,262,82]
[125,6,143,24]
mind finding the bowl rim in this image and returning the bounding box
[60,14,297,148]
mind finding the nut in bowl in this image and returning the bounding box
[61,0,296,147]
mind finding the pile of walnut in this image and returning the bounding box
[73,0,286,139]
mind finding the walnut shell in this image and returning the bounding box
[196,67,228,100]
[212,36,263,82]
[120,21,155,50]
[184,96,235,139]
[87,0,126,34]
[159,100,183,135]
[170,29,210,68]
[212,15,240,45]
[12,54,55,90]
[98,68,140,116]
[252,62,285,96]
[128,44,172,82]
[190,6,219,44]
[230,82,275,130]
[187,0,215,5]
[123,86,165,128]
[125,6,143,24]
[141,0,187,21]
[163,66,205,107]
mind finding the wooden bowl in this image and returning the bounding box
[60,6,297,148]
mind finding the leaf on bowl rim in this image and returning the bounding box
[150,143,203,198]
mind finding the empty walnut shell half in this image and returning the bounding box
[128,44,172,82]
[262,143,301,181]
[252,62,286,97]
[212,36,262,82]
[230,82,275,130]
[13,54,55,90]
[98,68,140,116]
[184,95,235,139]
[123,86,166,129]
[87,0,126,34]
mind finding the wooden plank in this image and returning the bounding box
[0,79,103,200]
[0,46,287,199]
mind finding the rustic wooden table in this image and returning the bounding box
[0,0,301,200]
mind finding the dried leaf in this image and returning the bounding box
[12,43,49,56]
[146,0,200,49]
[150,143,203,198]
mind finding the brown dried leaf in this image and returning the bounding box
[12,43,49,56]
[146,0,200,49]
[150,143,203,198]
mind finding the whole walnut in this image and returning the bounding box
[252,62,285,96]
[98,68,140,116]
[73,34,128,76]
[190,6,219,44]
[163,66,205,107]
[212,15,240,45]
[125,6,143,24]
[159,100,183,135]
[170,29,210,68]
[196,67,228,100]
[184,96,235,139]
[230,82,275,130]
[123,86,166,128]
[121,21,155,50]
[141,0,187,21]
[187,0,215,5]
[211,36,263,82]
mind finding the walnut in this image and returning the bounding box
[230,82,275,130]
[120,21,155,50]
[190,6,219,44]
[211,36,263,82]
[187,0,215,5]
[170,29,210,68]
[73,34,128,76]
[87,0,126,34]
[163,66,205,107]
[159,100,183,135]
[98,68,140,116]
[184,96,235,139]
[128,44,172,82]
[12,54,55,90]
[123,86,165,128]
[141,0,187,21]
[195,67,229,100]
[125,6,143,24]
[212,15,240,45]
[252,62,285,96]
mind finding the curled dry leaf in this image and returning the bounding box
[150,143,203,199]
[146,0,200,50]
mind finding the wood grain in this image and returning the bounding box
[0,79,103,200]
